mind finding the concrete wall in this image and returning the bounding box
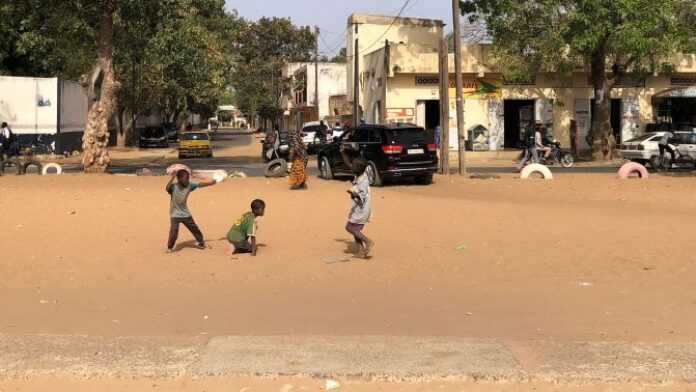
[59,80,88,134]
[305,63,348,119]
[0,76,58,135]
[347,14,443,117]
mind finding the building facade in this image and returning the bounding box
[281,62,347,130]
[350,13,696,151]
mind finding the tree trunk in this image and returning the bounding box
[589,45,616,161]
[82,1,118,173]
[116,110,136,148]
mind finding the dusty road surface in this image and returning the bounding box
[1,172,696,389]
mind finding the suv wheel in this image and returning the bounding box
[366,161,383,187]
[415,174,433,185]
[319,156,334,180]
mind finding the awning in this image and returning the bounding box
[653,87,696,99]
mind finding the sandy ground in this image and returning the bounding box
[1,172,695,341]
[2,377,695,392]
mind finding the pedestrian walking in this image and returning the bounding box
[165,169,218,253]
[288,128,308,190]
[344,158,374,258]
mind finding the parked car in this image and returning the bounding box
[139,126,169,148]
[163,123,178,142]
[317,123,438,186]
[620,131,696,168]
[301,121,330,154]
[178,132,213,159]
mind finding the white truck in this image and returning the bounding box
[0,76,88,155]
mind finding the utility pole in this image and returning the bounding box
[352,23,360,127]
[314,26,320,121]
[452,0,466,174]
[438,36,450,175]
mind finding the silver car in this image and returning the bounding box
[620,131,696,168]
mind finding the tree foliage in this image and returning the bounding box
[462,0,696,159]
[231,17,316,125]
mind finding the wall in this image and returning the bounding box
[347,14,443,116]
[59,80,88,133]
[0,76,58,135]
[305,63,348,119]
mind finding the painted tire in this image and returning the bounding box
[618,162,649,179]
[41,163,63,175]
[520,163,553,180]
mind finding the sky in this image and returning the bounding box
[225,0,454,57]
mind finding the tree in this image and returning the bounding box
[231,17,316,127]
[462,0,695,160]
[331,48,347,63]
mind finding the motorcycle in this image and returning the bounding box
[518,141,575,170]
[653,143,696,171]
[540,141,575,168]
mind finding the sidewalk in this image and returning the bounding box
[2,334,695,384]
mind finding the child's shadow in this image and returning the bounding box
[175,240,205,251]
[334,239,361,256]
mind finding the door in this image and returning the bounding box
[416,101,426,128]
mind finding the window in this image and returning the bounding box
[352,129,370,143]
[369,129,382,143]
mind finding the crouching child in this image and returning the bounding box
[227,199,266,256]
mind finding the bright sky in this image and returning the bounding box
[225,0,453,57]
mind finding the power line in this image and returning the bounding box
[358,0,413,56]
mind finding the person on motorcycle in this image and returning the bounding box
[517,124,538,171]
[658,130,676,168]
[535,124,552,160]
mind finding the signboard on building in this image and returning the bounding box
[386,108,415,124]
[416,75,502,99]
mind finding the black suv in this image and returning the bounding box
[317,124,438,186]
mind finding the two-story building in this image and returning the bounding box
[348,13,696,151]
[281,62,347,131]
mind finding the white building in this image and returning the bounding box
[281,62,347,130]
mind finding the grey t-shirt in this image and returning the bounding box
[348,174,371,224]
[167,182,199,218]
[660,132,674,145]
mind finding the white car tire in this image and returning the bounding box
[41,163,63,176]
[618,162,649,179]
[520,163,553,180]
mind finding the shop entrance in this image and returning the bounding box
[656,98,696,128]
[503,100,535,149]
[416,100,441,131]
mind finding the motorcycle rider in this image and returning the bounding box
[658,129,676,168]
[535,124,552,160]
[517,124,539,170]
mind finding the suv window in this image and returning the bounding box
[370,129,382,143]
[385,128,432,145]
[352,129,370,143]
[673,133,696,144]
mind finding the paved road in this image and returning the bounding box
[20,129,692,177]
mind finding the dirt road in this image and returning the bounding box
[1,173,695,341]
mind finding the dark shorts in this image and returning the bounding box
[229,238,252,253]
[345,222,365,233]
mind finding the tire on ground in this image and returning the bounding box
[21,161,43,175]
[520,163,553,180]
[618,162,649,179]
[264,158,288,178]
[42,162,63,175]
